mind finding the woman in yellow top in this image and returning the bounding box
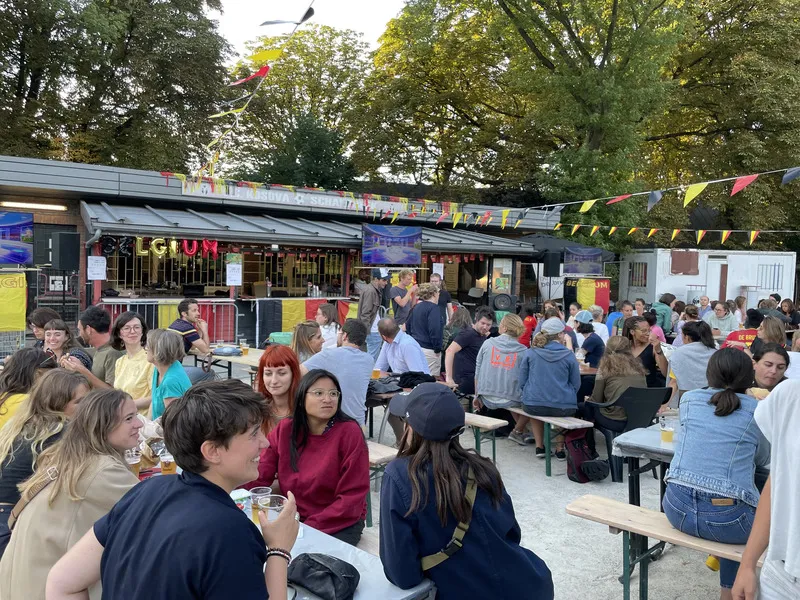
[0,348,56,429]
[111,312,154,415]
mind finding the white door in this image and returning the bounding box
[706,259,724,301]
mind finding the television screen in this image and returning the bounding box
[0,212,34,266]
[362,225,422,266]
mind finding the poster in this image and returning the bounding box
[87,256,107,281]
[225,253,243,286]
[0,273,27,331]
[432,262,444,278]
[563,247,604,276]
[563,278,611,313]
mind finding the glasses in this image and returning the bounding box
[121,325,142,333]
[308,389,341,400]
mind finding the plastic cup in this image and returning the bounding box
[250,486,273,522]
[660,416,676,443]
[371,369,381,380]
[160,452,177,475]
[125,451,141,477]
[241,342,250,356]
[257,494,288,521]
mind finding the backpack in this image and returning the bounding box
[564,429,609,483]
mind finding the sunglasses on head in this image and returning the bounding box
[39,348,57,367]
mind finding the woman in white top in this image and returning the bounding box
[315,304,340,350]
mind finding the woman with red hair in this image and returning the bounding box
[255,345,301,433]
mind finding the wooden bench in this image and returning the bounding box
[508,407,593,476]
[567,495,764,600]
[365,441,398,528]
[464,412,509,463]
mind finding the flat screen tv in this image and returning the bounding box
[362,225,422,266]
[0,212,34,266]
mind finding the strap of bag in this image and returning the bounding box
[7,466,57,531]
[420,467,477,571]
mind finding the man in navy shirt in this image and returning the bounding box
[46,380,299,600]
[168,298,212,355]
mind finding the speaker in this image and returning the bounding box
[491,293,517,311]
[543,251,561,277]
[51,232,81,271]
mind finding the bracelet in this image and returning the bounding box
[266,548,292,562]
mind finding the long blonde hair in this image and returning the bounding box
[291,321,321,360]
[759,315,786,347]
[0,370,89,474]
[597,337,646,378]
[20,389,132,504]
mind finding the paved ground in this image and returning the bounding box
[225,362,721,600]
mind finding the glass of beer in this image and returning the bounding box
[160,452,177,475]
[660,416,676,444]
[125,450,141,477]
[258,495,288,521]
[241,341,250,356]
[371,369,381,380]
[250,486,273,522]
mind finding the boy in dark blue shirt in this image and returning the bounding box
[46,380,299,600]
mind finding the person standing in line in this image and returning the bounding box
[445,307,494,395]
[357,269,390,360]
[390,269,418,327]
[63,305,123,389]
[429,273,453,326]
[406,283,444,376]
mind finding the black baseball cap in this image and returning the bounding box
[389,383,465,441]
[371,268,390,280]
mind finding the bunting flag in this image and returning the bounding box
[452,213,462,228]
[514,211,525,228]
[782,167,800,185]
[553,223,562,231]
[696,230,707,244]
[628,228,638,235]
[436,212,449,225]
[501,209,510,228]
[247,48,284,63]
[731,174,759,196]
[590,225,600,236]
[606,194,632,205]
[390,211,399,224]
[208,107,245,119]
[647,228,658,238]
[571,224,581,235]
[683,182,708,207]
[647,190,663,212]
[579,200,597,213]
[671,229,681,241]
[229,65,270,86]
[749,231,760,245]
[608,226,618,236]
[721,230,732,244]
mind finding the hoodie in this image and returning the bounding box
[651,302,673,334]
[519,341,581,410]
[475,334,527,407]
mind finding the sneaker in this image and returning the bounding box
[523,433,536,445]
[535,447,547,459]
[555,449,567,461]
[508,431,527,446]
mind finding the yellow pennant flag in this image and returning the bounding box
[452,213,462,228]
[749,230,760,245]
[696,230,707,244]
[590,225,600,236]
[671,229,681,241]
[647,228,658,238]
[501,209,510,229]
[391,211,399,224]
[247,48,283,63]
[721,230,732,244]
[208,107,245,119]
[514,219,523,229]
[628,227,638,235]
[206,128,232,150]
[571,224,581,235]
[684,182,709,207]
[608,226,618,236]
[554,223,562,231]
[579,200,597,213]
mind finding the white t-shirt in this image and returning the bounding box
[784,352,800,380]
[592,322,609,344]
[320,323,339,349]
[754,379,800,579]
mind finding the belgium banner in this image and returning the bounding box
[256,298,330,344]
[563,278,611,313]
[0,273,27,332]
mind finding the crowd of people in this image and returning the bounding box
[0,281,798,599]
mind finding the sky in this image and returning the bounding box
[212,0,408,59]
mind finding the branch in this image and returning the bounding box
[553,0,596,67]
[644,127,732,142]
[600,0,619,69]
[496,0,556,71]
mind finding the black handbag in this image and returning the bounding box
[288,553,360,600]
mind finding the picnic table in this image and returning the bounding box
[194,346,264,379]
[291,524,435,600]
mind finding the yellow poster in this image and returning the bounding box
[576,278,596,309]
[0,273,27,332]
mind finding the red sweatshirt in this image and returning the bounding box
[247,418,369,535]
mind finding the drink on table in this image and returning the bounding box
[660,415,675,443]
[241,341,250,356]
[160,452,177,475]
[257,495,288,521]
[125,450,141,477]
[249,486,273,522]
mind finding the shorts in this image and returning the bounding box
[479,395,522,411]
[522,406,576,418]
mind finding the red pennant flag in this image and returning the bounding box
[436,212,449,225]
[731,174,758,196]
[606,194,632,205]
[229,65,270,86]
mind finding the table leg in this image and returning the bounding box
[659,463,667,510]
[473,428,481,456]
[369,407,374,438]
[639,539,650,600]
[622,530,631,600]
[491,432,496,464]
[366,488,372,528]
[544,423,552,477]
[227,361,232,379]
[377,403,391,445]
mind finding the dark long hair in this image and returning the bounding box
[398,428,503,525]
[0,348,55,411]
[111,311,149,351]
[681,321,715,349]
[705,348,754,417]
[289,369,359,472]
[622,316,647,341]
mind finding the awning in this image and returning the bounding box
[516,233,616,262]
[81,202,536,256]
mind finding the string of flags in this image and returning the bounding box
[555,223,772,245]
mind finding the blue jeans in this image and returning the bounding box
[663,483,755,588]
[366,332,382,361]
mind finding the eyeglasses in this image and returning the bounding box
[308,389,341,400]
[120,325,143,333]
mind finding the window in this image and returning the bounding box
[628,262,648,287]
[670,250,699,275]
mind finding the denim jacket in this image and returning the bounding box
[665,388,769,507]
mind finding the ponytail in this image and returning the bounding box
[705,348,754,417]
[709,389,741,417]
[533,332,559,348]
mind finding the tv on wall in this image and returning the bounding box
[0,212,34,266]
[362,225,422,266]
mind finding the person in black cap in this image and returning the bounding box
[379,383,554,599]
[357,268,390,360]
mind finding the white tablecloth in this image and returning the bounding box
[612,424,674,463]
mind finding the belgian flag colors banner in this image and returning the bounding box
[256,298,330,344]
[563,278,611,313]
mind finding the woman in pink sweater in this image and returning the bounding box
[248,369,369,545]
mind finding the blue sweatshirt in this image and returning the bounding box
[379,458,554,599]
[406,300,444,352]
[519,341,581,410]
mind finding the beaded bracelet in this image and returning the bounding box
[266,548,292,562]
